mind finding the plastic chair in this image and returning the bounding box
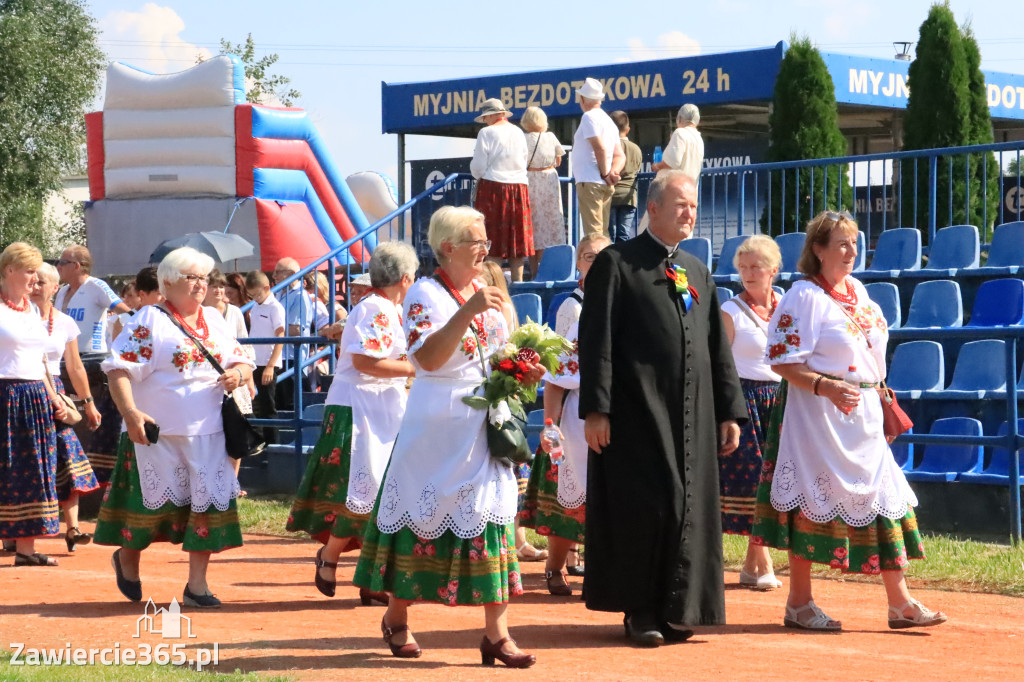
[889,427,914,471]
[864,282,901,329]
[857,228,921,280]
[525,409,546,453]
[532,244,575,282]
[966,279,1024,327]
[511,293,543,325]
[853,230,866,272]
[969,221,1024,276]
[905,417,984,483]
[887,341,944,399]
[716,287,734,302]
[546,291,575,327]
[932,339,1006,399]
[772,285,785,296]
[678,237,712,270]
[775,232,806,281]
[905,224,979,277]
[902,280,963,329]
[712,235,749,284]
[959,420,1024,485]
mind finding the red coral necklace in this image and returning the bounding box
[815,275,857,306]
[166,301,209,340]
[45,307,54,335]
[740,290,777,322]
[1,291,29,312]
[434,268,483,336]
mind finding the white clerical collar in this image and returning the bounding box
[647,229,676,256]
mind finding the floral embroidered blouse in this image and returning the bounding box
[102,305,254,436]
[325,292,408,405]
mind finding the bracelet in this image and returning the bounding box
[811,374,824,396]
[235,368,243,382]
[83,396,94,404]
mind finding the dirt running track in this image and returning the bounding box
[1,525,1021,681]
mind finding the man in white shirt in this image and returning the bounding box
[571,78,625,239]
[55,245,131,354]
[273,257,314,410]
[245,271,286,442]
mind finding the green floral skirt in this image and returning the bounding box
[286,405,366,550]
[751,382,925,574]
[517,450,586,543]
[94,434,242,553]
[353,514,523,606]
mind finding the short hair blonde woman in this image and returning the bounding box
[0,241,43,278]
[733,234,782,274]
[428,205,486,263]
[520,106,548,134]
[520,106,566,278]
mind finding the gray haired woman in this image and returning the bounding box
[96,247,256,607]
[651,103,704,181]
[287,240,419,606]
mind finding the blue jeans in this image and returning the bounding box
[609,204,637,243]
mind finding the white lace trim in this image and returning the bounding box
[556,456,586,509]
[345,464,378,515]
[375,474,517,540]
[135,434,240,512]
[770,460,918,526]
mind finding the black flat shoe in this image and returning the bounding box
[314,547,337,597]
[111,549,142,601]
[183,584,221,608]
[623,614,664,647]
[15,552,58,567]
[659,622,694,643]
[566,547,585,577]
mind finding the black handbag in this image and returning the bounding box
[159,307,266,459]
[432,275,533,467]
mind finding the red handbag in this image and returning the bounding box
[878,384,913,440]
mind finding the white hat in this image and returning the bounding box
[352,273,371,286]
[575,77,605,101]
[474,98,512,123]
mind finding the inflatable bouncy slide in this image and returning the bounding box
[84,55,379,275]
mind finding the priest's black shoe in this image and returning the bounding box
[623,613,664,647]
[659,622,694,643]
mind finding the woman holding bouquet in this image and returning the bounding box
[287,242,418,605]
[353,206,544,668]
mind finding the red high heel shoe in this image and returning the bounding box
[381,617,422,658]
[479,636,535,668]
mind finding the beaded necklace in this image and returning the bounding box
[815,274,857,306]
[45,306,54,335]
[1,291,29,312]
[166,301,209,340]
[434,268,483,336]
[740,290,778,322]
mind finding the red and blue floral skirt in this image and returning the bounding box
[719,378,778,535]
[0,379,59,539]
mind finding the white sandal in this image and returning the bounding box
[739,570,783,591]
[888,598,947,629]
[783,600,842,631]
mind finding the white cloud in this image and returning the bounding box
[622,31,702,62]
[99,3,212,74]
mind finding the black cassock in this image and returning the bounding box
[578,230,747,625]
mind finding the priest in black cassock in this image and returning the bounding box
[578,170,747,646]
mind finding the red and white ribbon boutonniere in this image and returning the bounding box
[666,262,699,312]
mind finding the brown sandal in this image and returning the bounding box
[545,569,572,596]
[15,552,58,567]
[381,617,422,658]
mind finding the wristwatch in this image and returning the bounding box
[83,396,94,404]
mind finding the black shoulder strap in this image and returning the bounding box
[157,306,227,375]
[569,291,584,304]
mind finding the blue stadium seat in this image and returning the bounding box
[864,282,901,329]
[772,285,785,296]
[904,224,979,277]
[511,293,543,325]
[525,409,546,453]
[902,280,963,329]
[966,278,1024,327]
[712,235,749,284]
[678,237,712,270]
[717,287,734,302]
[887,341,944,399]
[959,420,1024,485]
[932,339,1006,399]
[545,291,575,327]
[853,230,866,272]
[532,244,575,282]
[775,232,806,282]
[889,427,914,471]
[965,221,1024,276]
[855,228,921,280]
[905,417,984,483]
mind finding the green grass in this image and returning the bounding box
[235,496,1024,597]
[0,651,289,682]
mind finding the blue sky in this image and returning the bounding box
[85,0,1022,182]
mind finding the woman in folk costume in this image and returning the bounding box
[353,206,544,668]
[752,211,946,631]
[96,247,255,608]
[287,242,418,606]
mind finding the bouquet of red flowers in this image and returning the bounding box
[462,322,573,464]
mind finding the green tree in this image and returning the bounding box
[216,33,300,107]
[761,36,851,234]
[898,3,973,235]
[962,26,1000,235]
[0,0,104,250]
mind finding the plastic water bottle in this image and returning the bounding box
[653,145,663,164]
[542,419,564,466]
[837,365,859,424]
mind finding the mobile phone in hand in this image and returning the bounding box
[144,422,160,444]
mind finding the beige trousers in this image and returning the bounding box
[575,182,614,239]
